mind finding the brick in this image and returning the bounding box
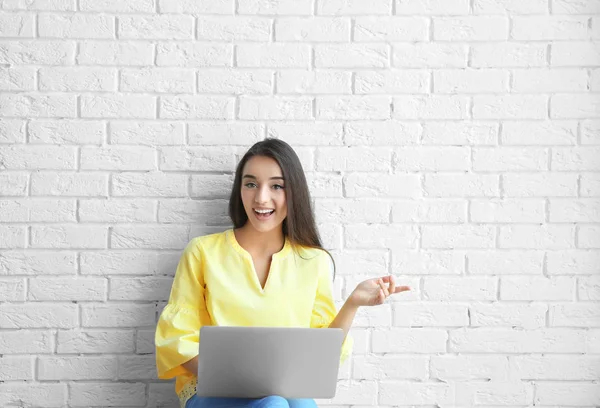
[31,172,107,197]
[582,173,600,196]
[325,381,377,405]
[0,146,76,170]
[449,328,586,352]
[535,383,600,406]
[513,69,588,92]
[158,199,230,224]
[40,66,116,91]
[110,121,184,146]
[345,174,420,198]
[393,146,469,171]
[317,96,390,120]
[470,199,545,223]
[109,277,172,301]
[0,302,77,328]
[502,276,574,300]
[473,147,548,171]
[552,42,600,66]
[581,120,600,145]
[77,41,153,66]
[354,17,427,41]
[238,0,312,15]
[547,250,600,275]
[0,251,75,275]
[0,226,27,249]
[29,120,105,144]
[345,121,421,145]
[314,199,389,224]
[198,69,272,94]
[69,383,146,407]
[434,17,508,41]
[118,15,193,39]
[502,120,577,145]
[578,225,600,248]
[159,0,232,13]
[189,122,263,145]
[394,302,468,326]
[471,43,546,67]
[431,355,510,381]
[511,355,600,380]
[345,224,418,249]
[81,94,155,119]
[499,225,575,249]
[198,16,270,41]
[0,356,33,380]
[39,13,114,38]
[393,43,467,67]
[356,70,428,94]
[503,173,577,197]
[239,96,312,120]
[550,304,600,327]
[57,329,134,353]
[550,199,600,222]
[395,0,469,14]
[0,40,75,65]
[392,200,466,223]
[552,147,600,171]
[423,122,497,145]
[434,69,508,93]
[0,119,26,143]
[315,44,389,68]
[513,16,590,40]
[316,147,391,171]
[120,68,194,93]
[0,93,76,118]
[31,225,107,249]
[118,355,157,380]
[110,225,189,249]
[393,95,469,119]
[456,382,533,406]
[160,95,234,119]
[0,199,75,222]
[380,382,454,406]
[424,174,499,197]
[424,277,497,301]
[317,0,390,15]
[468,251,543,275]
[0,278,25,301]
[473,0,549,14]
[81,146,155,171]
[79,199,155,222]
[0,173,27,196]
[372,328,447,352]
[553,0,600,13]
[0,67,35,90]
[112,172,187,197]
[474,95,548,119]
[0,384,66,407]
[38,356,117,380]
[579,276,600,300]
[276,17,349,42]
[471,303,547,328]
[81,250,170,276]
[305,173,342,198]
[278,70,351,94]
[353,355,428,380]
[80,0,153,12]
[29,277,105,301]
[136,329,155,353]
[392,250,464,275]
[156,42,232,67]
[159,146,235,171]
[267,122,342,145]
[238,44,310,67]
[81,304,155,328]
[551,94,600,119]
[422,225,495,249]
[330,250,388,276]
[0,0,74,10]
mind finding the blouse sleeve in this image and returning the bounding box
[309,252,353,365]
[155,239,212,379]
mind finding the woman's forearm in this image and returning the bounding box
[181,355,198,375]
[328,298,359,339]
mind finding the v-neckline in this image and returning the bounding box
[227,229,291,294]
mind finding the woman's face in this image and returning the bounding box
[240,155,288,233]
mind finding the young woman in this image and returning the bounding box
[155,138,410,408]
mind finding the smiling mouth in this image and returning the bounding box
[254,209,275,220]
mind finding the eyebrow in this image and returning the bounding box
[242,174,285,181]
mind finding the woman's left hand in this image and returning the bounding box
[348,275,411,307]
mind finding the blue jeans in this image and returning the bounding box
[185,395,318,408]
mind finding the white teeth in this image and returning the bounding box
[255,209,274,214]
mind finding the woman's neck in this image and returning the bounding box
[234,224,285,257]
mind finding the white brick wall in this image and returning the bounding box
[0,0,598,407]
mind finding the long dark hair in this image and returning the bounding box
[228,138,336,277]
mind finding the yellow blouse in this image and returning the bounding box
[155,228,353,400]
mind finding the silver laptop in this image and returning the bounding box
[196,326,344,399]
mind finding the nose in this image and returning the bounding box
[254,185,270,204]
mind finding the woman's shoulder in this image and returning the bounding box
[185,229,230,255]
